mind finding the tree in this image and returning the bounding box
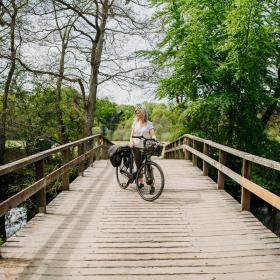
[0,0,29,164]
[146,0,279,152]
[53,0,150,137]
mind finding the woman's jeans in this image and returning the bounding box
[133,147,152,180]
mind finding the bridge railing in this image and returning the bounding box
[164,134,280,211]
[0,134,113,217]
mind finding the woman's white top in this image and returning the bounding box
[132,120,154,148]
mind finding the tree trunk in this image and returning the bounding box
[261,68,280,127]
[84,1,109,137]
[55,43,69,143]
[0,7,17,164]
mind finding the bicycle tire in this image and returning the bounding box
[116,159,131,189]
[136,161,164,201]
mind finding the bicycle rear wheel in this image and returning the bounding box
[136,161,164,201]
[116,158,131,189]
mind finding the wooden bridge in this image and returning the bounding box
[0,134,280,279]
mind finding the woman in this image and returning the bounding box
[129,106,156,192]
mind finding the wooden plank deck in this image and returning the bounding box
[0,159,279,280]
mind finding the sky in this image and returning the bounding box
[99,82,158,105]
[11,1,160,106]
[97,3,159,105]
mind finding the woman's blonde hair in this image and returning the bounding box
[135,106,148,123]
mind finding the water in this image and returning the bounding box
[5,207,27,238]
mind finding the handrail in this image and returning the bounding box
[0,134,113,217]
[165,134,280,171]
[0,134,113,176]
[164,134,280,211]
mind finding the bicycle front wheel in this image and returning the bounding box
[136,161,164,201]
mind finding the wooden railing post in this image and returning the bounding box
[89,139,95,167]
[203,143,209,176]
[192,140,197,166]
[35,159,46,213]
[84,141,90,169]
[167,146,170,159]
[217,150,226,189]
[99,136,106,159]
[181,139,184,159]
[241,159,252,211]
[78,144,84,176]
[180,139,184,159]
[62,148,70,191]
[183,137,189,160]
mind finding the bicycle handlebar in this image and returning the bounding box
[132,136,157,142]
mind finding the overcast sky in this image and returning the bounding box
[98,3,158,105]
[16,1,159,106]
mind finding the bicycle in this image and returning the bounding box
[116,136,164,201]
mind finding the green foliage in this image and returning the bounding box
[4,85,85,155]
[147,0,279,153]
[61,87,85,140]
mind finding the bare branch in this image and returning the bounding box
[54,0,97,30]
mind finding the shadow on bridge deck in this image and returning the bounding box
[0,159,280,280]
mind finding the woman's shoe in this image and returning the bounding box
[149,186,155,195]
[138,183,144,189]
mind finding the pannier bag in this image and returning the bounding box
[108,145,130,167]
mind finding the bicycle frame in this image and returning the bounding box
[123,146,151,183]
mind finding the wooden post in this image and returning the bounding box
[217,150,226,189]
[89,139,95,167]
[186,138,190,160]
[203,143,209,176]
[84,141,90,169]
[180,139,183,159]
[180,139,184,159]
[183,137,188,160]
[62,148,70,191]
[35,159,46,213]
[241,159,252,211]
[192,140,197,166]
[78,144,84,176]
[99,136,105,159]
